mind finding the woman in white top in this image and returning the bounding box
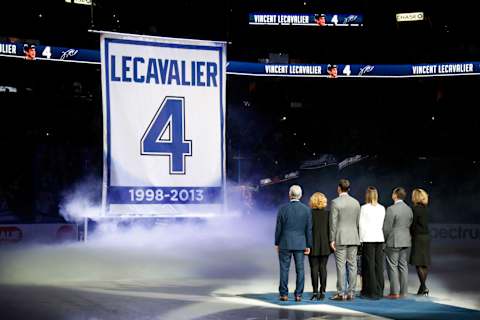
[359,186,386,299]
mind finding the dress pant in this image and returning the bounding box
[362,242,385,298]
[385,247,410,295]
[334,245,358,296]
[309,255,329,293]
[278,249,305,297]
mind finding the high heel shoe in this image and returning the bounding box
[310,293,318,300]
[417,287,429,296]
[417,286,425,295]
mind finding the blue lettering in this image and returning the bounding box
[146,58,159,84]
[191,61,196,86]
[168,60,180,85]
[133,57,145,83]
[111,56,217,87]
[196,61,205,87]
[110,55,121,81]
[122,56,132,82]
[206,62,218,87]
[181,60,191,86]
[158,59,169,84]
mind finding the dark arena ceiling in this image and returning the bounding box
[1,0,480,63]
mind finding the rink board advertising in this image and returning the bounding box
[100,32,226,216]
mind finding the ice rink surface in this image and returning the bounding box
[1,215,478,320]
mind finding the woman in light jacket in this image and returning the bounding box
[359,186,386,299]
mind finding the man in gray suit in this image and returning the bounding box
[329,179,361,300]
[383,187,413,299]
[275,185,312,302]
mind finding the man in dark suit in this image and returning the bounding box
[275,185,312,302]
[383,187,413,299]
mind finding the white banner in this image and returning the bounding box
[100,32,226,216]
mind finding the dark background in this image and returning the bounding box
[0,0,479,223]
[2,0,480,62]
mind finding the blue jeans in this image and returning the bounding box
[278,249,305,297]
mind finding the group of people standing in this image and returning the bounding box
[274,179,431,302]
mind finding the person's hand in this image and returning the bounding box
[330,241,336,252]
[304,248,311,255]
[275,245,279,253]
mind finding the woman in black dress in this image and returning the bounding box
[308,192,331,300]
[410,188,431,296]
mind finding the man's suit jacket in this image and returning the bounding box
[275,200,312,250]
[329,194,361,246]
[383,200,413,248]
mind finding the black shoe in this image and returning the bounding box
[417,286,429,296]
[319,292,325,300]
[310,293,318,300]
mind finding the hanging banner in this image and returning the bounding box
[100,32,226,216]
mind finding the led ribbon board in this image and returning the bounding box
[2,41,478,78]
[100,32,226,216]
[0,41,98,63]
[227,62,480,78]
[248,13,364,27]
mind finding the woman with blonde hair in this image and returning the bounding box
[359,186,385,300]
[308,192,331,300]
[410,188,431,295]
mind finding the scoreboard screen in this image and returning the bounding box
[249,13,364,27]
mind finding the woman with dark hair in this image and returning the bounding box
[308,192,331,300]
[410,188,431,296]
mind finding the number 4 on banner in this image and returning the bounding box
[141,97,192,175]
